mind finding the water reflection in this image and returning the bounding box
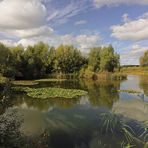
[113,99,148,125]
[12,94,80,111]
[0,106,147,148]
[80,80,120,108]
[11,79,121,111]
[0,75,148,148]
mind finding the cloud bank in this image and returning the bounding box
[111,13,148,41]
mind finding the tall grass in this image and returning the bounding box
[98,112,148,147]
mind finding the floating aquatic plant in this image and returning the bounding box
[12,87,87,99]
[12,86,32,92]
[27,88,88,99]
[11,80,38,86]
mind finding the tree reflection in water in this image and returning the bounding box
[0,76,148,147]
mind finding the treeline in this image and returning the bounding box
[0,42,120,80]
[140,50,148,67]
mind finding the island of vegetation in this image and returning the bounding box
[13,87,88,99]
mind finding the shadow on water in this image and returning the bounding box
[0,107,147,148]
[0,75,148,148]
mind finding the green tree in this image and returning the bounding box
[22,42,51,79]
[140,50,148,67]
[46,46,56,74]
[88,47,101,72]
[55,45,86,73]
[0,43,15,77]
[100,45,120,72]
[10,45,24,78]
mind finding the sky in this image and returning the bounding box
[0,0,148,65]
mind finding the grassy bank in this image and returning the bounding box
[120,67,148,75]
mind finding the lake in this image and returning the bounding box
[0,75,148,148]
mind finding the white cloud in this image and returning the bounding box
[17,39,36,47]
[75,34,101,52]
[111,12,148,41]
[17,33,101,52]
[0,0,54,39]
[0,0,46,29]
[93,0,148,8]
[0,0,90,39]
[122,13,130,23]
[120,44,148,65]
[74,20,87,26]
[47,0,89,25]
[0,39,16,47]
[3,26,53,38]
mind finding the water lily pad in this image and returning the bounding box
[12,87,87,99]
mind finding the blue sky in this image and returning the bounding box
[0,0,148,65]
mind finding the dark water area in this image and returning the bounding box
[0,75,148,148]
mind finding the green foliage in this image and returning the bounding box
[12,86,31,92]
[99,112,147,147]
[46,46,56,73]
[79,66,96,79]
[10,45,24,78]
[88,47,101,72]
[140,50,148,67]
[22,42,51,79]
[12,87,88,99]
[0,75,7,84]
[0,43,15,77]
[100,45,120,72]
[0,109,24,147]
[80,45,120,79]
[1,79,12,99]
[87,45,120,73]
[55,45,87,73]
[0,42,119,80]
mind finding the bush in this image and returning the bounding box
[79,66,96,79]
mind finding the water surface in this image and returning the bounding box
[0,75,148,148]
